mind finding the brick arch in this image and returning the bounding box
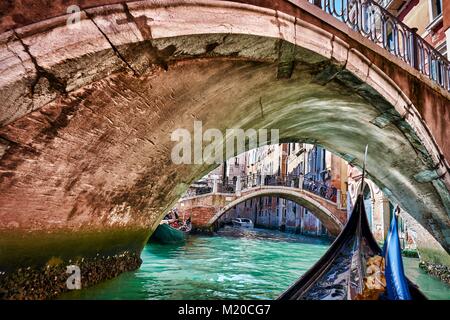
[0,0,447,237]
[0,0,450,298]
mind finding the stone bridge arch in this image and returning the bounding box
[199,187,345,236]
[0,0,450,298]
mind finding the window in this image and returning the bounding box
[430,0,443,21]
[379,0,393,8]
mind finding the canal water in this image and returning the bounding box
[60,226,450,300]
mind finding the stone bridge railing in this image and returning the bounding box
[306,0,450,92]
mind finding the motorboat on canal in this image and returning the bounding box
[232,218,254,228]
[278,146,426,300]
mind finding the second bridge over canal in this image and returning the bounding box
[176,175,347,236]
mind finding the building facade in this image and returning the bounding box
[188,142,432,247]
[379,0,449,58]
[217,143,348,237]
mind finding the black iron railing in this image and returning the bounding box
[238,174,300,189]
[307,0,450,92]
[217,180,236,193]
[302,178,337,202]
[185,174,338,203]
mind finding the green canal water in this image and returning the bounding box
[60,226,450,300]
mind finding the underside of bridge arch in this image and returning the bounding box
[208,189,344,236]
[0,0,449,298]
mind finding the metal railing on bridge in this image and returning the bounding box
[302,178,338,202]
[185,174,339,203]
[306,0,450,92]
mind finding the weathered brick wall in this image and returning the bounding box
[188,207,217,228]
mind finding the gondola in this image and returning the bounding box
[149,219,192,245]
[278,147,426,300]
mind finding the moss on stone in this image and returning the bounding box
[0,251,142,300]
[0,227,150,272]
[419,247,450,267]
